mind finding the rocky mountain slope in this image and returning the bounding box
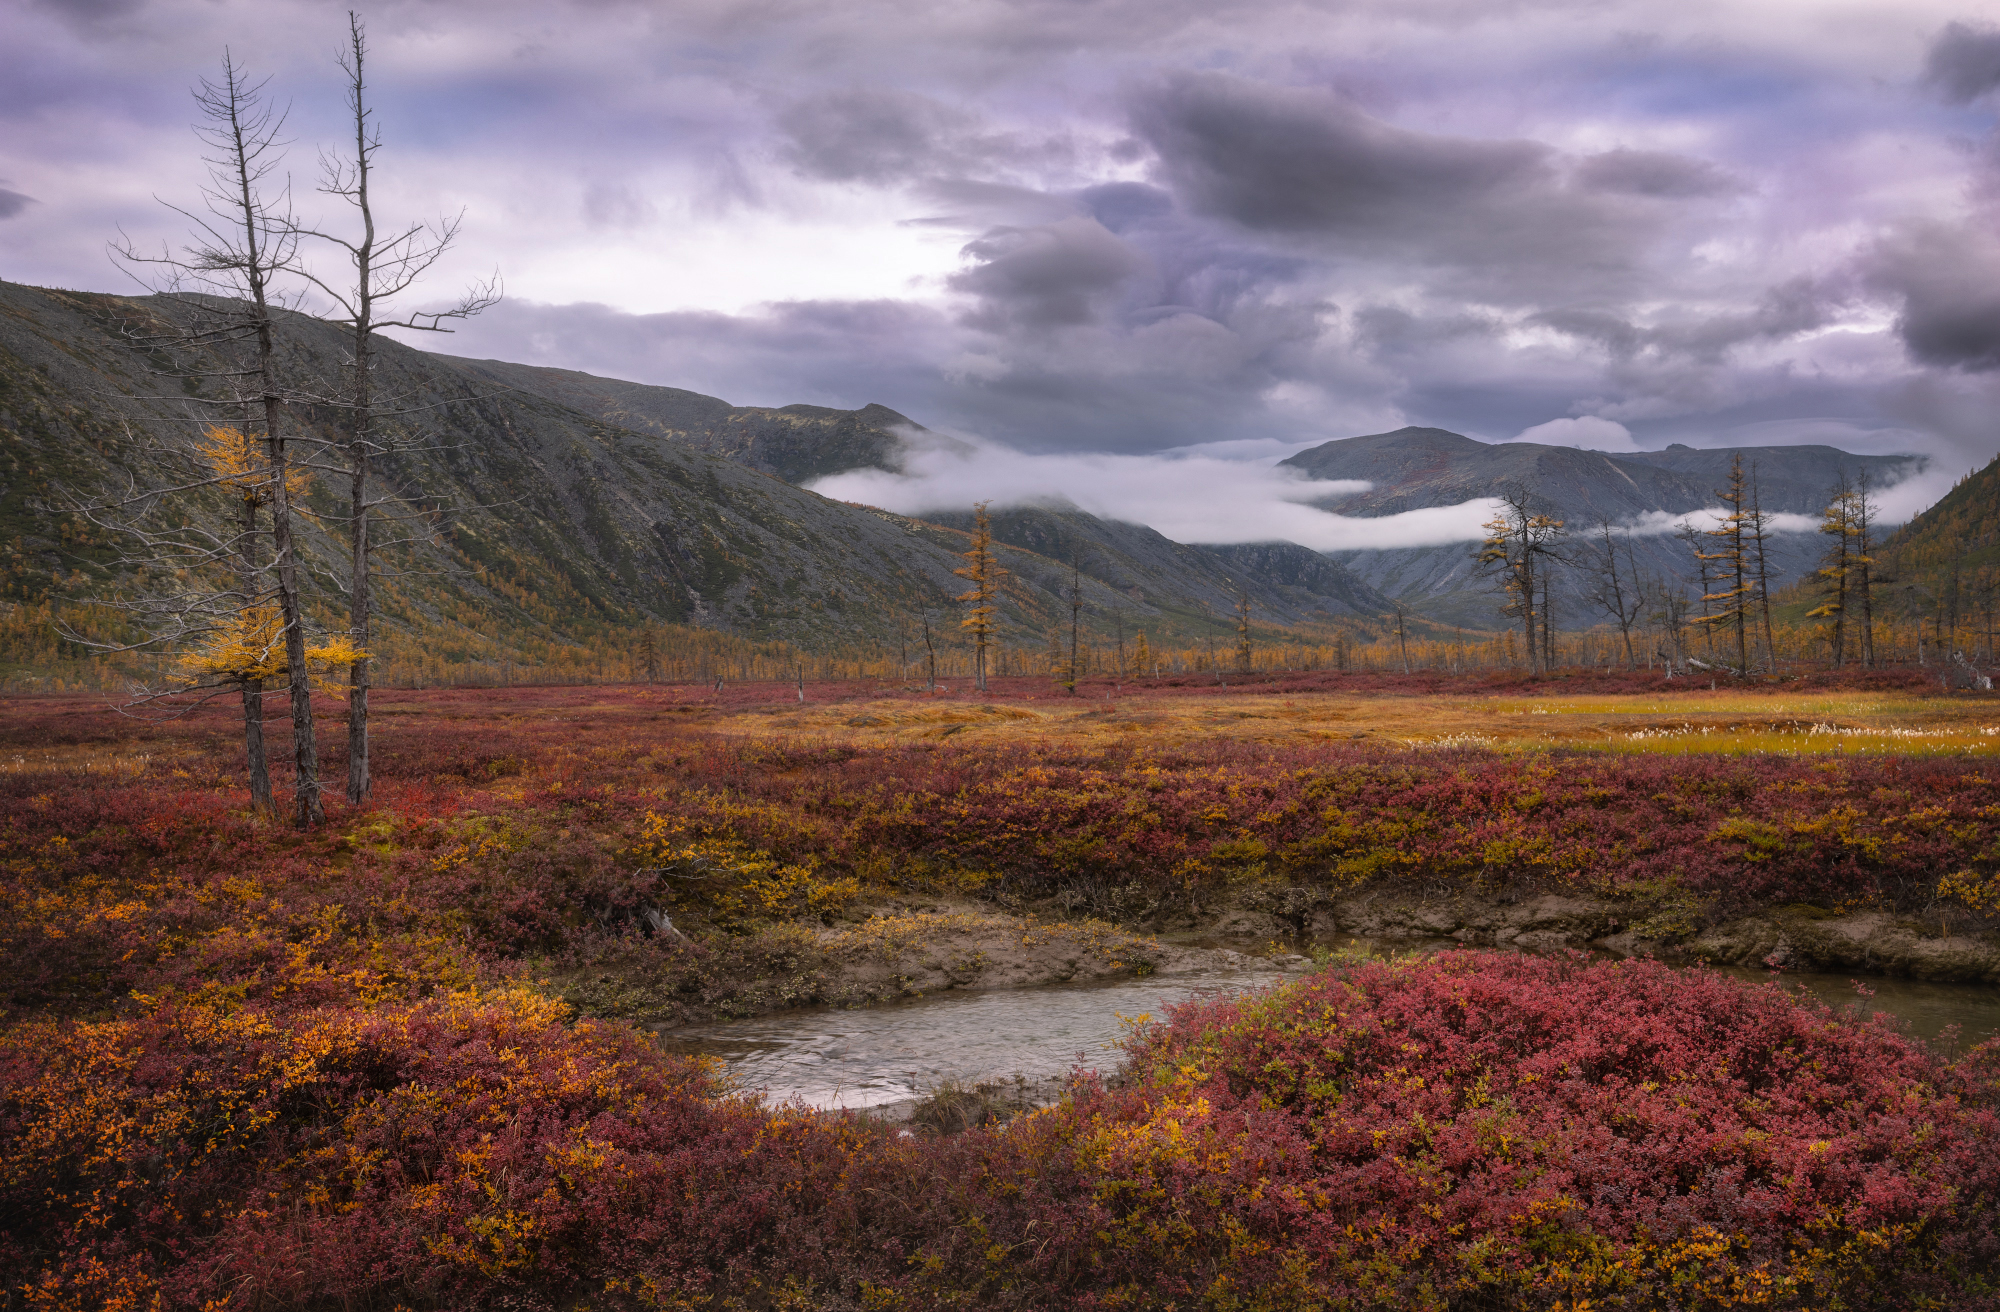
[1282,427,1921,628]
[443,356,970,486]
[918,503,1389,632]
[0,280,1386,683]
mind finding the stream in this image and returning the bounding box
[660,942,2000,1116]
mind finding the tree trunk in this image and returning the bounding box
[347,385,372,805]
[264,401,322,827]
[240,676,272,811]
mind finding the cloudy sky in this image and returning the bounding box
[7,0,2000,542]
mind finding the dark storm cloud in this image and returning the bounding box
[1925,21,2000,104]
[948,217,1146,329]
[1133,72,1556,242]
[0,189,35,220]
[1127,72,1735,305]
[1869,221,2000,372]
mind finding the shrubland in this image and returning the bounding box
[4,674,1999,1308]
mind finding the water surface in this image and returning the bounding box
[662,946,2000,1114]
[659,963,1283,1112]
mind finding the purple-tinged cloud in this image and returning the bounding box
[950,217,1145,329]
[1870,221,2000,372]
[1925,21,2000,104]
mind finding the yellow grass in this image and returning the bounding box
[710,688,2000,756]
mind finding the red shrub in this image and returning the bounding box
[1006,952,2000,1309]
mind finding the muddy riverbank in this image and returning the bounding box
[1287,888,2000,983]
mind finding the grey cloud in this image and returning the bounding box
[581,181,656,229]
[436,296,953,416]
[949,216,1146,328]
[1354,306,1503,357]
[1076,181,1174,233]
[436,281,1362,455]
[1528,279,1838,363]
[778,88,971,183]
[1649,279,1838,361]
[909,178,1081,227]
[1532,307,1644,356]
[1129,72,1662,304]
[1869,221,2000,372]
[0,188,35,219]
[30,0,142,19]
[1574,148,1743,198]
[1134,72,1553,238]
[1925,21,2000,105]
[777,87,1073,186]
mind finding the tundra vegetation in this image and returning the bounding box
[3,670,2000,1308]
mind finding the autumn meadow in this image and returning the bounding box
[0,668,1995,1309]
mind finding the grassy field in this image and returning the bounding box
[695,683,2000,756]
[5,669,2000,1308]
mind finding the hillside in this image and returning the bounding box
[0,280,1386,686]
[442,356,969,486]
[918,503,1390,631]
[1876,453,2000,576]
[1282,426,1920,628]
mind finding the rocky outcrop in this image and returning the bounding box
[1310,891,1624,953]
[1686,909,2000,983]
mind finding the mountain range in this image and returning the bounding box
[1279,427,1919,627]
[0,277,1948,682]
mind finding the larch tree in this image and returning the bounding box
[103,52,329,825]
[1808,475,1861,667]
[1693,455,1755,675]
[1748,464,1778,672]
[195,422,313,810]
[294,13,498,806]
[1132,629,1151,679]
[1675,517,1717,660]
[1235,593,1254,674]
[1854,471,1880,668]
[953,501,1003,692]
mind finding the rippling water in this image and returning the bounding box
[660,946,2000,1114]
[658,964,1285,1112]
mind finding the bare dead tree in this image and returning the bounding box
[1583,520,1645,668]
[288,13,500,806]
[1477,485,1566,675]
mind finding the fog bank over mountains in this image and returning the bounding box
[445,345,1948,631]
